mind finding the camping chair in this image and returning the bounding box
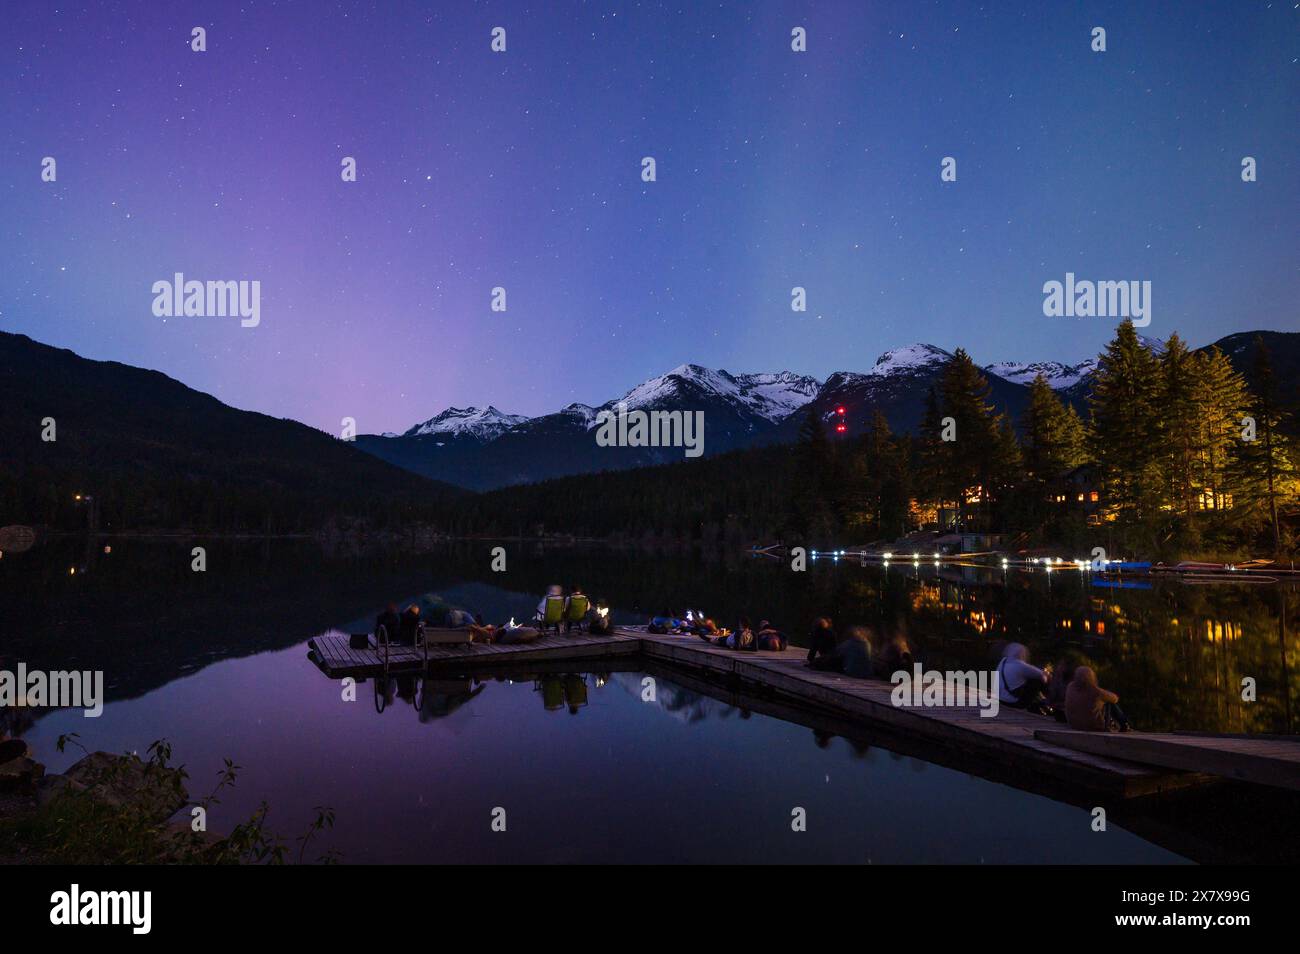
[538,595,565,634]
[564,595,590,632]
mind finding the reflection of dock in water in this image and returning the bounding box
[308,627,1300,801]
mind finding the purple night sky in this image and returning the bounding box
[2,1,1296,434]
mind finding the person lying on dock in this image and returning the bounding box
[375,602,401,644]
[495,621,542,645]
[1065,666,1131,732]
[754,620,788,651]
[807,626,873,678]
[995,643,1053,716]
[690,615,718,636]
[698,617,750,649]
[648,609,691,634]
[806,617,836,664]
[466,621,497,643]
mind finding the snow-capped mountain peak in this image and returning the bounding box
[868,343,953,376]
[404,405,530,441]
[983,358,1098,389]
[733,370,822,419]
[611,364,820,423]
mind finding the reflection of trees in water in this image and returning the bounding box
[606,672,739,724]
[7,539,1296,735]
[471,550,1299,734]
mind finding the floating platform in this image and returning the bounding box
[308,626,1222,800]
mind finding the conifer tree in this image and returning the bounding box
[1088,319,1162,523]
[1022,374,1086,481]
[794,404,835,539]
[1230,336,1298,550]
[937,349,1016,527]
[1158,333,1201,518]
[1193,346,1250,512]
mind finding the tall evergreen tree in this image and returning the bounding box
[1193,346,1250,512]
[793,404,835,540]
[1022,374,1086,481]
[916,385,946,513]
[1231,336,1298,550]
[857,409,914,539]
[1088,319,1162,523]
[937,349,1016,527]
[1158,333,1201,518]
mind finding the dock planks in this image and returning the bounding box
[1035,729,1300,792]
[309,629,638,677]
[307,625,1218,799]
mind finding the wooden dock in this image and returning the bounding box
[308,626,1227,799]
[1036,729,1300,792]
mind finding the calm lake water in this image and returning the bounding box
[4,539,1299,863]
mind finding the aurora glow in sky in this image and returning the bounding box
[2,1,1296,434]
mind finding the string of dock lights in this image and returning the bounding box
[808,551,1131,571]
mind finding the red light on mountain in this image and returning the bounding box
[835,406,846,416]
[835,424,847,433]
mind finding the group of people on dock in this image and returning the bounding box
[647,610,1132,734]
[373,586,611,649]
[648,611,790,651]
[373,592,1130,735]
[998,641,1131,733]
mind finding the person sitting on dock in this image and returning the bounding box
[1065,666,1131,732]
[537,584,564,616]
[754,620,788,651]
[446,607,477,628]
[808,626,874,677]
[996,643,1052,715]
[872,632,915,680]
[375,602,400,644]
[806,617,836,664]
[398,604,422,644]
[586,600,614,635]
[1046,652,1084,719]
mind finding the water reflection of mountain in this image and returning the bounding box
[606,671,740,724]
[0,539,473,712]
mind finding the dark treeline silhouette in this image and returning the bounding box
[0,332,465,533]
